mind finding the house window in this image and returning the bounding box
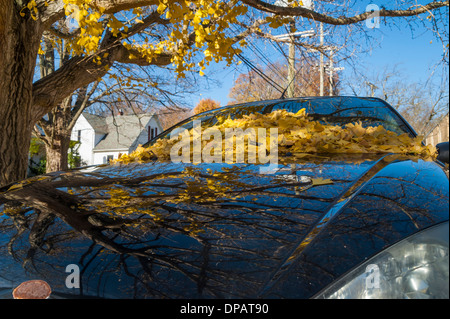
[148,126,159,141]
[107,155,114,163]
[77,130,81,142]
[149,126,155,141]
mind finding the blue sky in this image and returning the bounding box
[353,24,446,82]
[192,3,448,108]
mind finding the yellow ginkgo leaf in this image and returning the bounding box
[311,178,334,186]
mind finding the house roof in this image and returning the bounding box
[83,113,108,134]
[92,113,154,152]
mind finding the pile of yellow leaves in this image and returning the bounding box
[115,109,437,164]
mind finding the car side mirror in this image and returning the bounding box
[436,142,449,164]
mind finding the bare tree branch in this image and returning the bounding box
[241,0,449,25]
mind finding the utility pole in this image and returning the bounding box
[274,28,315,98]
[319,22,324,96]
[312,25,343,96]
[329,49,333,96]
[273,0,315,98]
[326,57,344,96]
[287,19,296,98]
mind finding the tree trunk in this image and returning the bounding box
[37,36,71,174]
[39,102,73,173]
[0,105,33,187]
[0,2,42,186]
[44,135,71,173]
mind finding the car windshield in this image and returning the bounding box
[146,96,415,146]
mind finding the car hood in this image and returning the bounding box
[0,154,448,299]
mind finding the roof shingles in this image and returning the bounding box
[86,114,153,152]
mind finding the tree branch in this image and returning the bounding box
[68,81,100,132]
[32,11,174,123]
[241,0,449,25]
[48,25,81,40]
[90,0,159,14]
[39,0,160,28]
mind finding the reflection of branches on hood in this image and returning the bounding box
[0,205,59,275]
[23,211,58,273]
[1,154,447,297]
[2,204,33,262]
[0,170,324,297]
[4,186,135,255]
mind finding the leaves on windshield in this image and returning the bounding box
[115,108,436,164]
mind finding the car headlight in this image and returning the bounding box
[315,221,449,299]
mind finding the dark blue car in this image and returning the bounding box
[0,97,448,299]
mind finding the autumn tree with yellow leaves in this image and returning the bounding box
[193,98,221,114]
[0,0,448,186]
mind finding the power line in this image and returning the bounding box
[236,53,285,94]
[247,40,285,80]
[228,24,287,95]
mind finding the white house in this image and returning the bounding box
[424,112,449,146]
[71,112,163,165]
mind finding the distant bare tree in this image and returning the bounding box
[228,60,340,104]
[156,106,193,130]
[345,65,449,136]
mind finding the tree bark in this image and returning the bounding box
[0,2,42,186]
[241,0,449,25]
[36,35,71,174]
[39,101,73,173]
[44,134,71,173]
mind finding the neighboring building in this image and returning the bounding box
[71,112,163,165]
[424,112,449,146]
